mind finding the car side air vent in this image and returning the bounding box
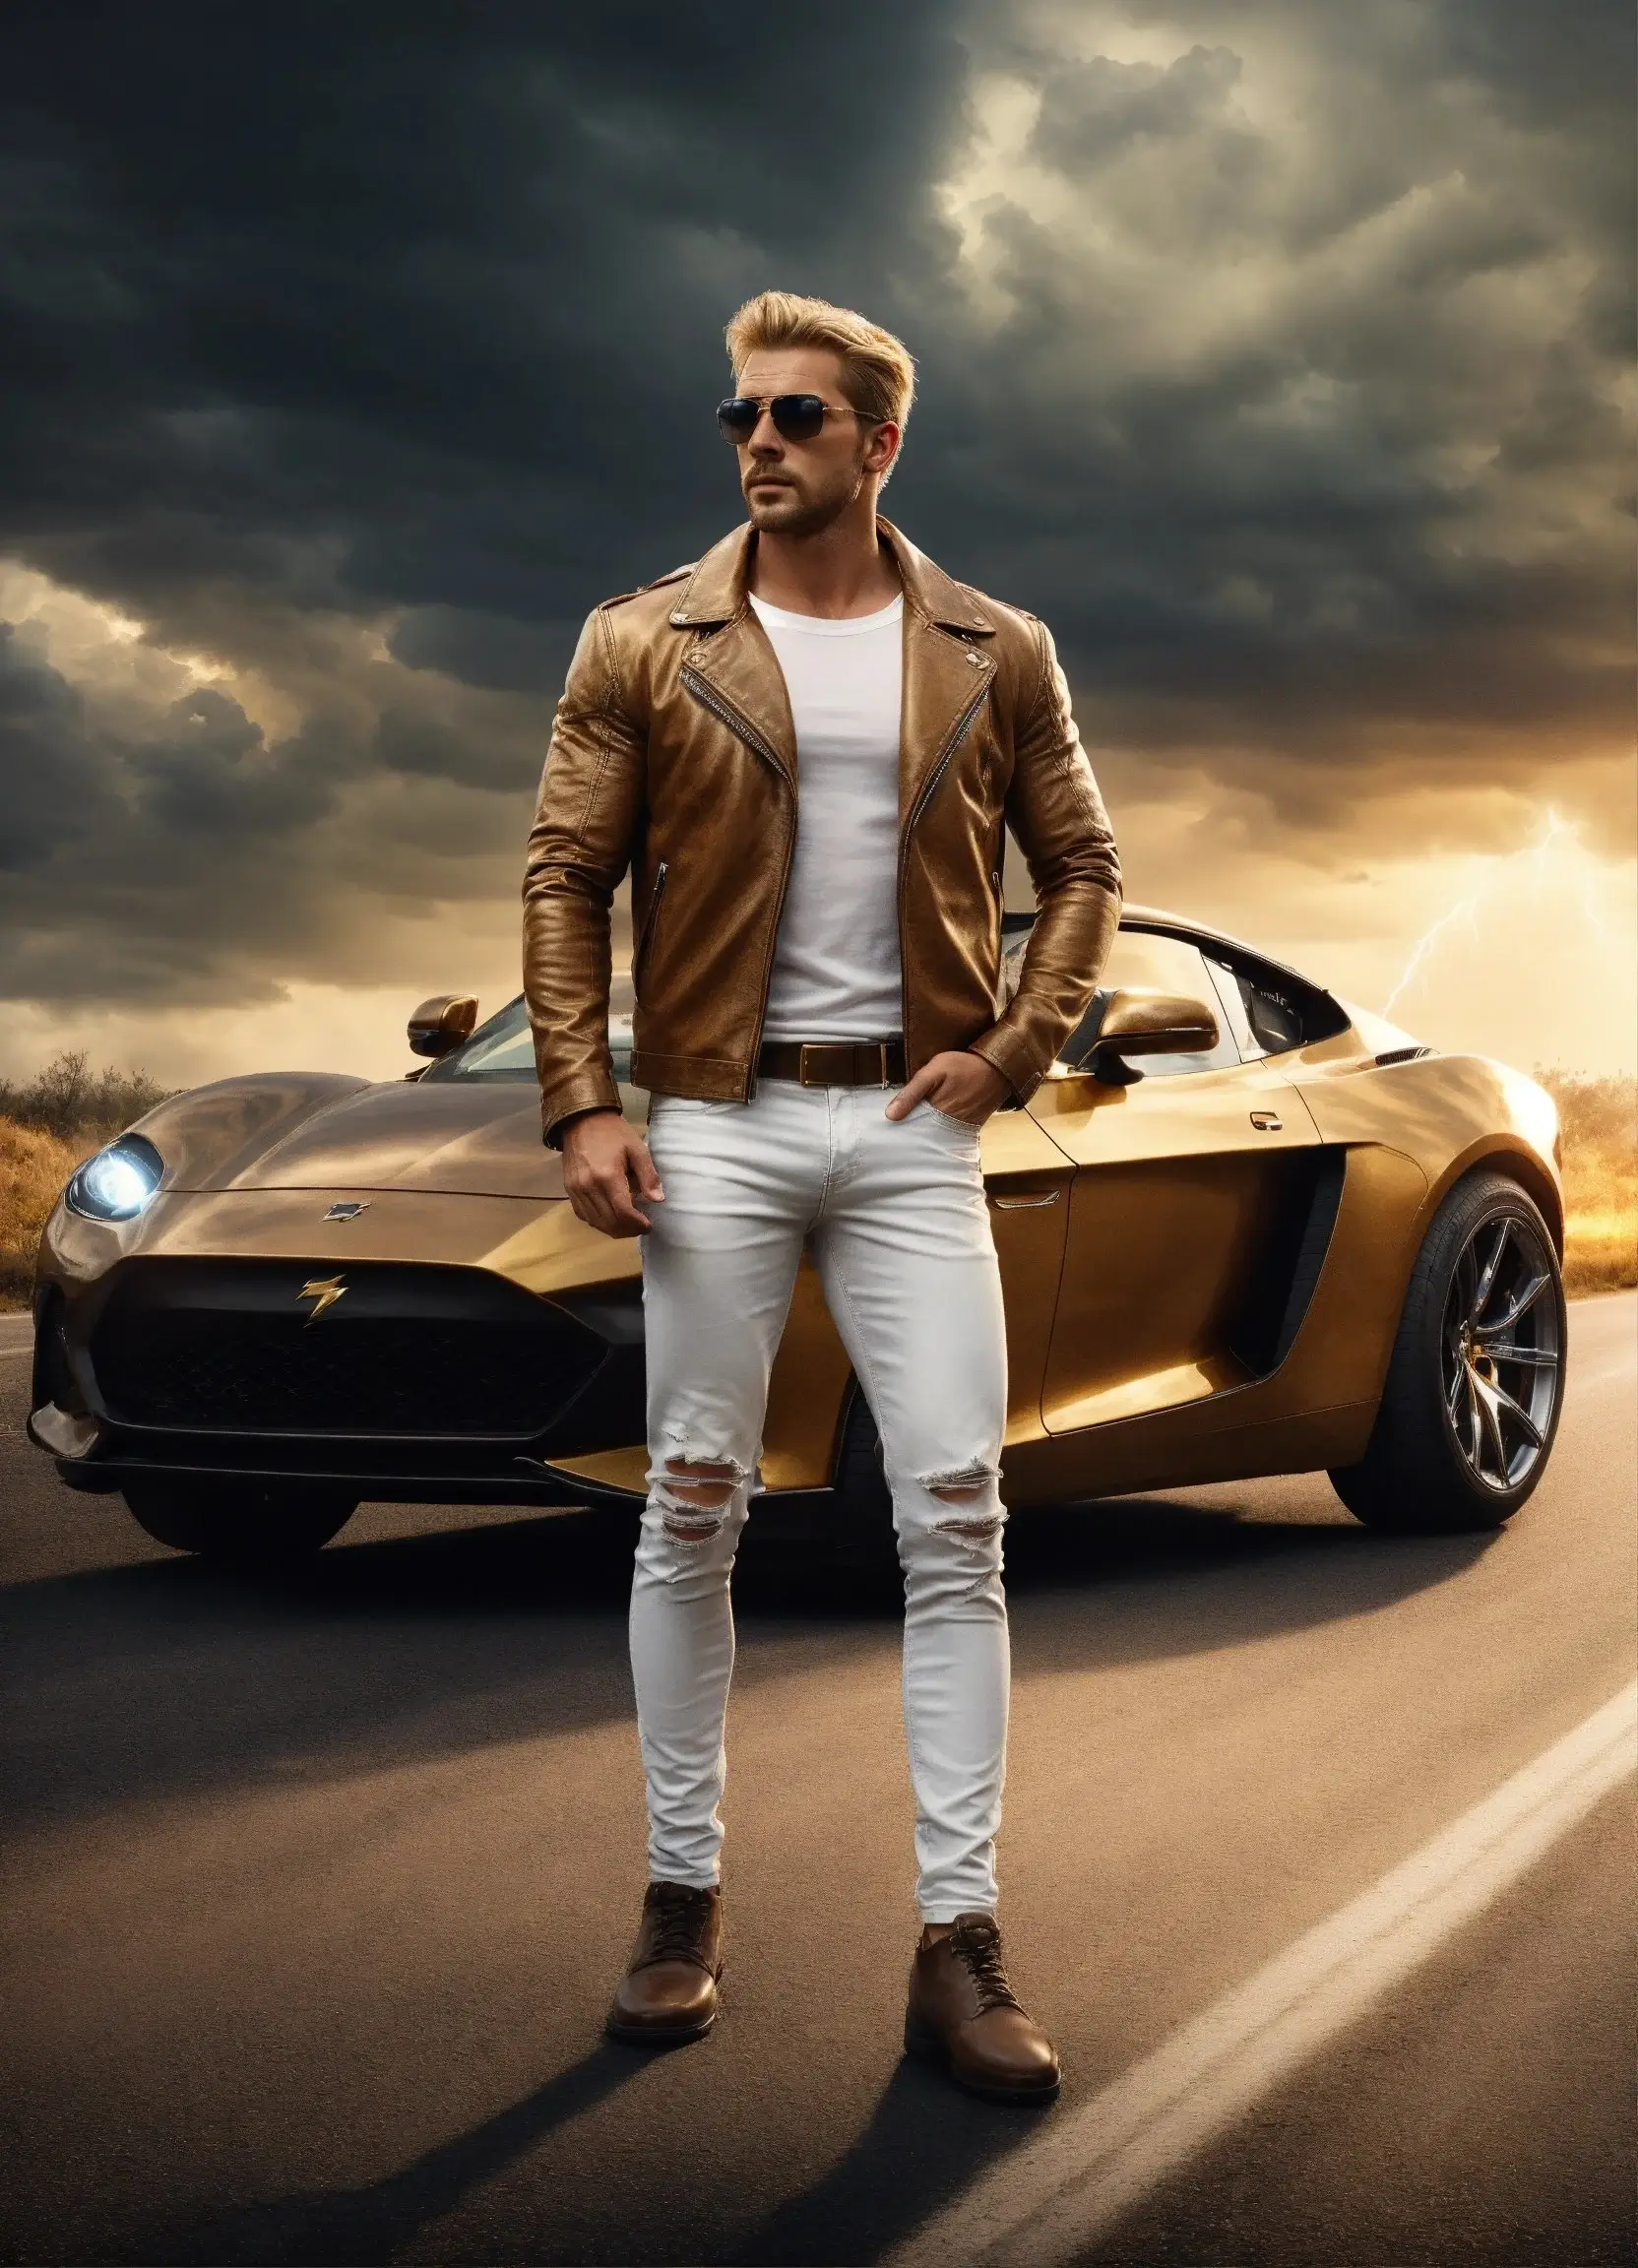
[1223,1148,1348,1378]
[1374,1044,1436,1066]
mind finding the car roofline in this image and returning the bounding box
[1012,897,1333,1002]
[1007,899,1356,1046]
[1116,901,1318,992]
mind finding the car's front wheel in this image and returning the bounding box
[1329,1170,1566,1534]
[122,1479,357,1565]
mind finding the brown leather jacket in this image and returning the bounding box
[523,517,1122,1145]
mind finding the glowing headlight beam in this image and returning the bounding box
[65,1135,165,1223]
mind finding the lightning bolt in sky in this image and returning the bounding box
[1382,809,1611,1018]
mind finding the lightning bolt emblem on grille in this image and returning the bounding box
[297,1274,347,1323]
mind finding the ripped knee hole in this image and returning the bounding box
[932,1514,1005,1543]
[922,1463,998,1504]
[658,1456,743,1542]
[662,1456,739,1506]
[920,1463,1004,1543]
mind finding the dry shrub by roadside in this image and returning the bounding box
[0,1050,170,1145]
[0,1051,174,1309]
[0,1118,95,1308]
[1535,1068,1638,1297]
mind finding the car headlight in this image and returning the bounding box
[65,1134,165,1222]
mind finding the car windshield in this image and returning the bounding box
[422,980,634,1083]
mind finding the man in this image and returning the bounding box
[522,290,1121,2104]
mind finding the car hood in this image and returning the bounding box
[181,1077,565,1200]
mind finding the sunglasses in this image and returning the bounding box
[717,394,882,444]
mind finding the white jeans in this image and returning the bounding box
[633,1078,1010,1922]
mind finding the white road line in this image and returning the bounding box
[890,1681,1638,2268]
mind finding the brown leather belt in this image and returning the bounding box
[757,1039,907,1087]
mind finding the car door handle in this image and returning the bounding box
[1249,1109,1283,1130]
[991,1190,1063,1209]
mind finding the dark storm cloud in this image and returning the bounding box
[0,620,374,1001]
[0,0,1630,1005]
[0,0,974,1000]
[1032,42,1254,183]
[897,0,1633,814]
[1,1,970,625]
[0,626,107,872]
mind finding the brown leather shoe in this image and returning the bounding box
[604,1881,723,2046]
[905,1913,1061,2104]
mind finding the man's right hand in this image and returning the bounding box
[559,1108,665,1237]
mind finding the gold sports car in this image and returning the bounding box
[27,906,1567,1565]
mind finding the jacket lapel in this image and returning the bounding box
[667,515,999,808]
[670,525,797,785]
[880,520,998,826]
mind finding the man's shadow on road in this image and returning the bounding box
[134,2040,638,2266]
[724,2053,1041,2266]
[136,2039,1035,2268]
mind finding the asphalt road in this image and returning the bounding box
[1,1294,1633,2266]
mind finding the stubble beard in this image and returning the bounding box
[743,464,863,537]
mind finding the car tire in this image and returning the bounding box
[834,1387,894,1525]
[819,1387,906,1582]
[1328,1170,1566,1535]
[122,1479,357,1565]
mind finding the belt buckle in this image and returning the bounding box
[795,1041,890,1086]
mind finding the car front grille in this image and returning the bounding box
[90,1260,603,1438]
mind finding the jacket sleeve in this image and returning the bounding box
[522,605,647,1146]
[966,616,1122,1102]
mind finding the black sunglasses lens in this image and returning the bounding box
[717,394,832,443]
[771,395,827,440]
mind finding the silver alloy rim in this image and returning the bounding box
[1441,1210,1561,1493]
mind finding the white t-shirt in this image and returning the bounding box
[748,590,905,1041]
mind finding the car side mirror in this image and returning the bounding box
[1084,986,1220,1084]
[408,993,478,1059]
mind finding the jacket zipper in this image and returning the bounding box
[633,859,668,989]
[897,663,995,1056]
[679,665,788,779]
[680,662,797,1099]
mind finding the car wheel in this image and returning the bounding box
[122,1479,357,1564]
[1329,1170,1566,1534]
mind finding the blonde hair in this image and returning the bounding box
[724,290,916,432]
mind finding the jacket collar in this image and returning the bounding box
[673,516,999,815]
[668,515,995,637]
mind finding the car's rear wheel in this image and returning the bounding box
[122,1479,357,1565]
[1329,1170,1566,1534]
